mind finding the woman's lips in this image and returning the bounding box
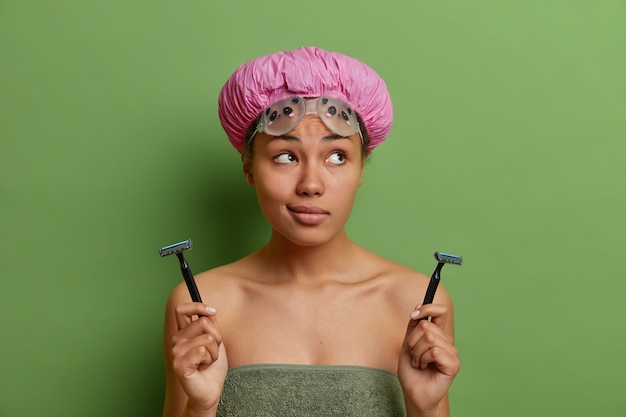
[287,205,329,225]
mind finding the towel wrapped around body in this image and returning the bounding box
[217,364,406,417]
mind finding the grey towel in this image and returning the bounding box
[217,364,406,417]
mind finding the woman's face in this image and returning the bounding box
[245,114,364,247]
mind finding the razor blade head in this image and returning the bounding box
[159,239,193,257]
[434,252,463,265]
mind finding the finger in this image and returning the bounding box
[408,322,454,365]
[175,303,217,330]
[172,330,222,364]
[404,304,433,350]
[410,322,454,357]
[173,341,219,378]
[409,303,449,329]
[416,346,461,376]
[404,304,423,337]
[405,309,450,347]
[172,316,222,346]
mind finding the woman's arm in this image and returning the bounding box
[163,285,228,417]
[398,286,460,417]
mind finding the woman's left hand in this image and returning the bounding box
[397,303,460,417]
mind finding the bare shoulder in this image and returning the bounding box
[359,249,454,311]
[166,256,255,312]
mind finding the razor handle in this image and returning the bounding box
[176,253,203,303]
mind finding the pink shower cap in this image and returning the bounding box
[218,46,393,153]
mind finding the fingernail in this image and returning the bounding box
[410,310,420,319]
[206,306,217,314]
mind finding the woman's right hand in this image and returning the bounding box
[171,302,229,415]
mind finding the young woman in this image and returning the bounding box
[163,47,460,417]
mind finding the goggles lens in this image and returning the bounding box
[251,96,362,141]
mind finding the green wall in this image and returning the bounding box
[1,1,624,416]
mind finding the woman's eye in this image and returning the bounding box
[274,153,296,164]
[326,151,346,165]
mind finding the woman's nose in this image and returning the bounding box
[296,163,324,197]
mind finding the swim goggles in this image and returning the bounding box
[248,96,362,143]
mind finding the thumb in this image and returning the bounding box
[404,304,423,337]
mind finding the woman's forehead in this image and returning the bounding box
[268,116,361,144]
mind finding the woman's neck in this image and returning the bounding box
[257,229,365,284]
